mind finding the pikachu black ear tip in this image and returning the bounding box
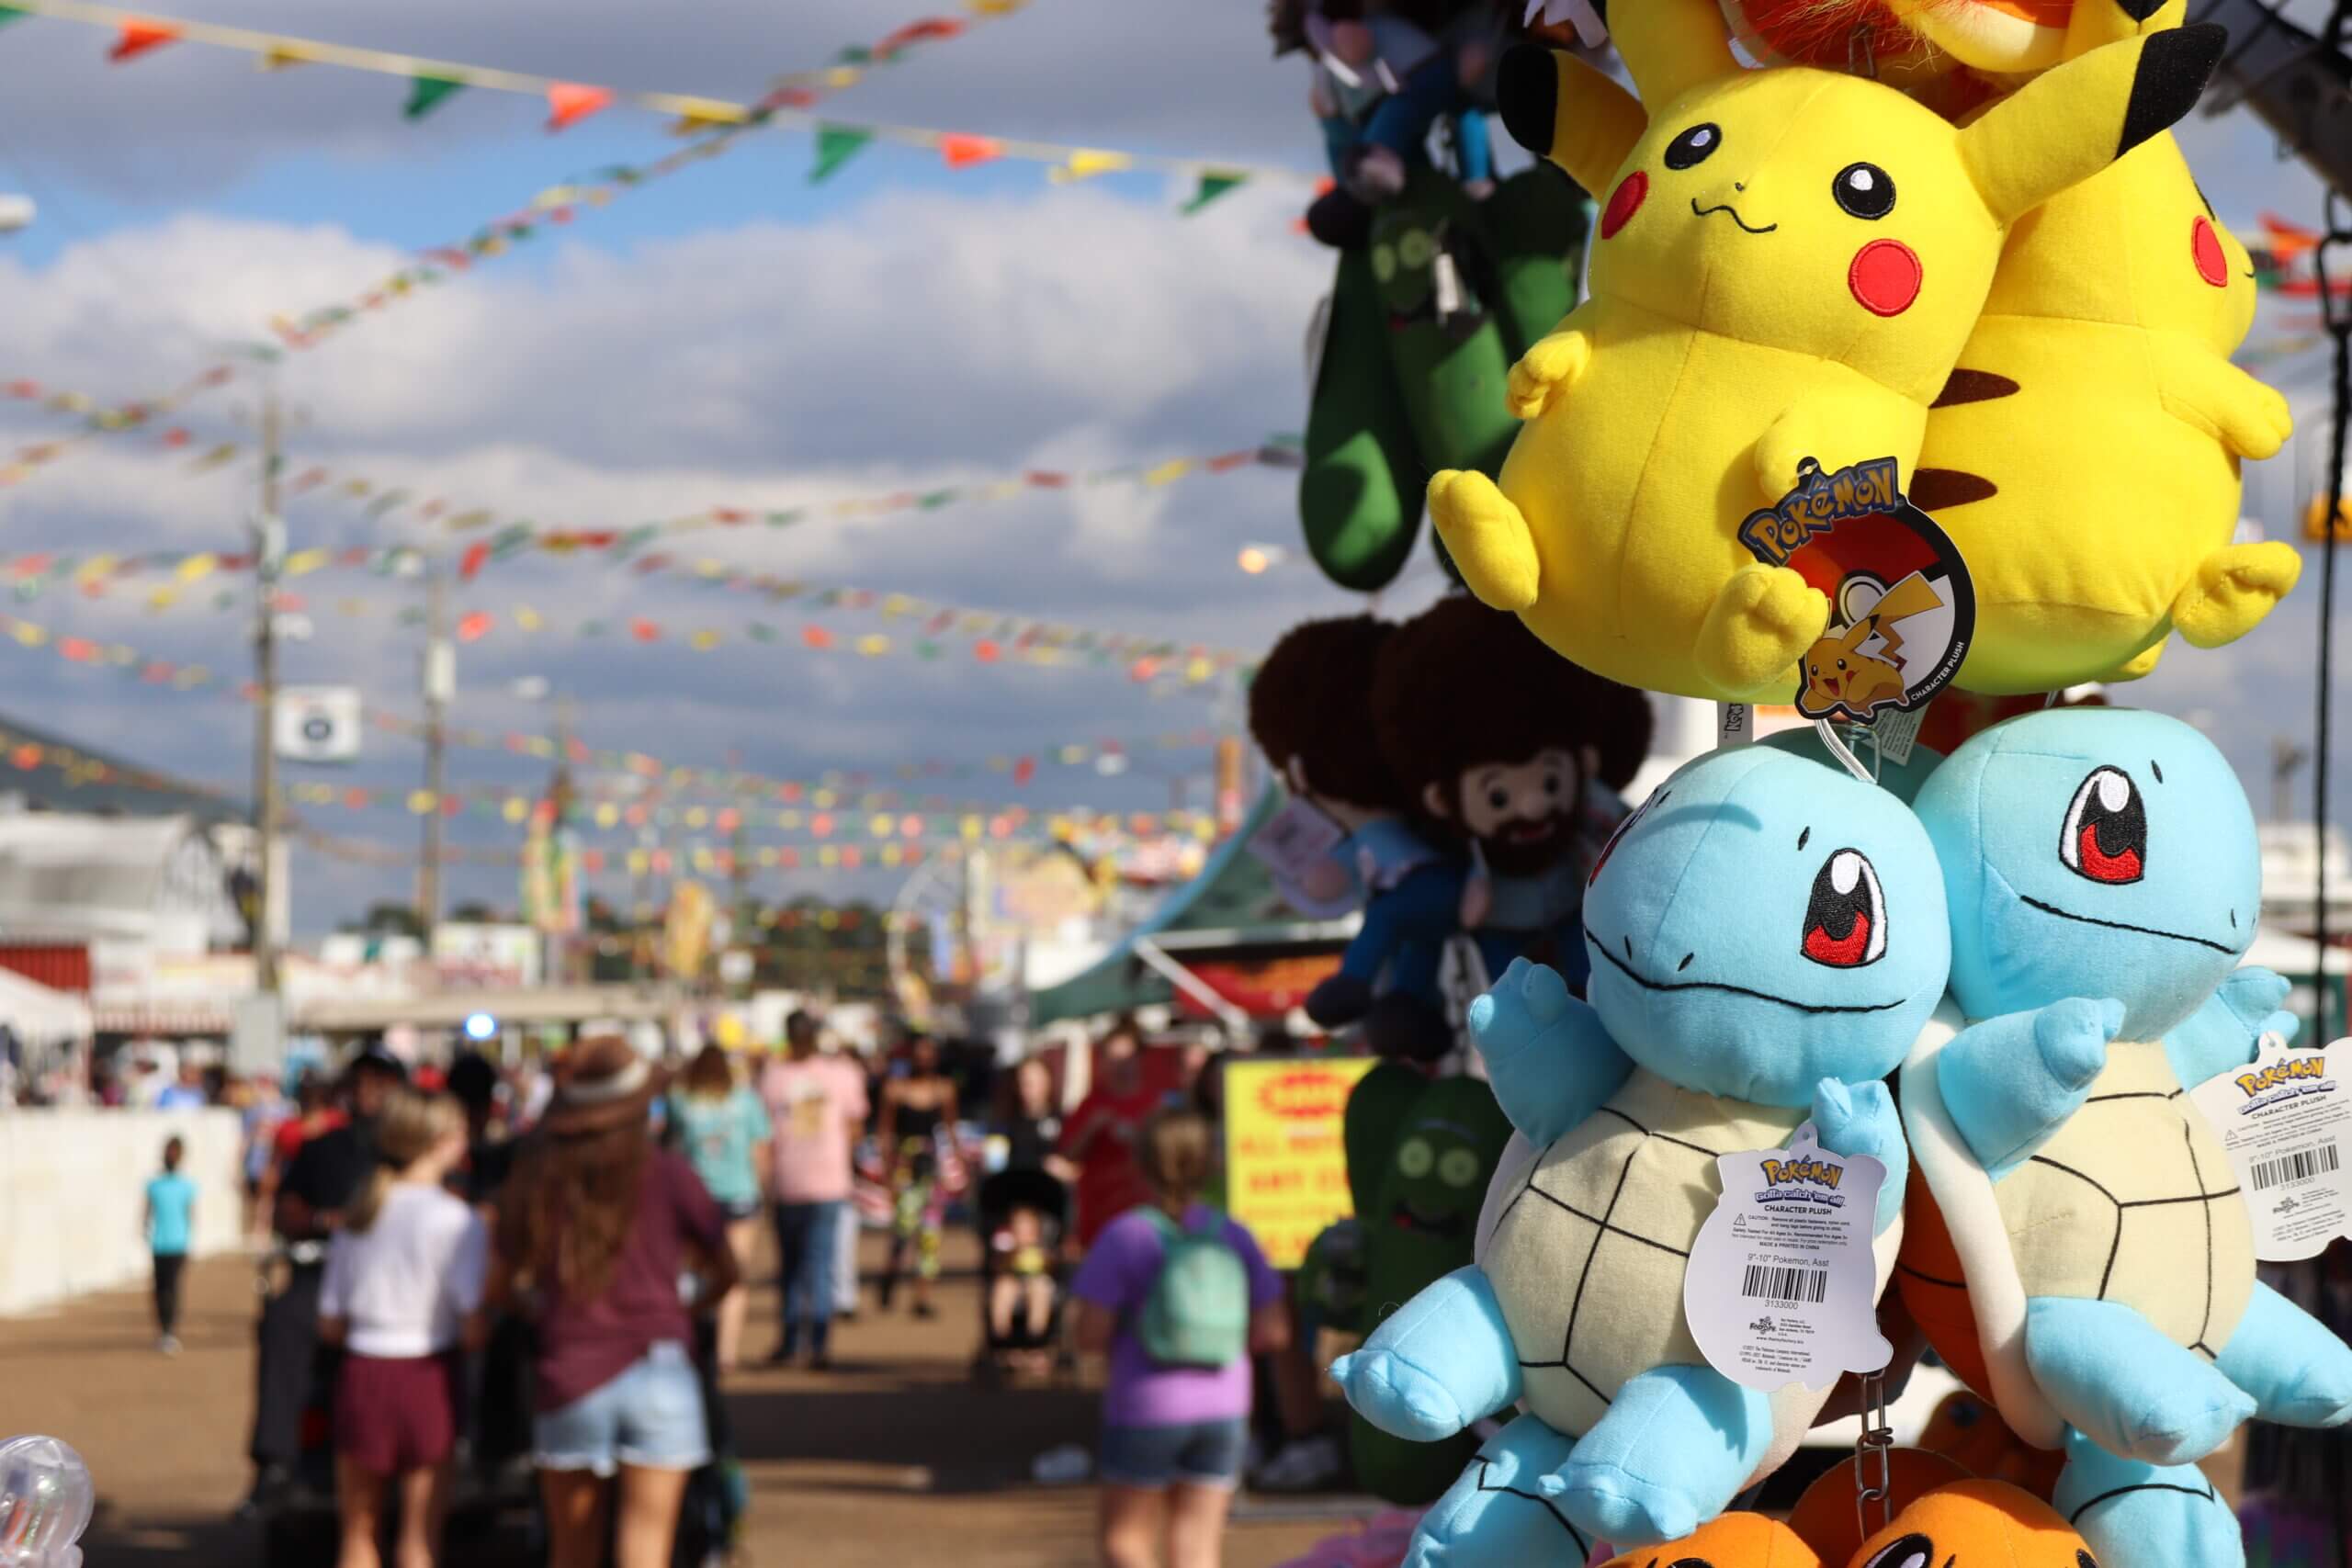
[2116,0,2167,21]
[2118,23,2225,156]
[1498,43,1559,159]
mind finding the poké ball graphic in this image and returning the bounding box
[0,1436,92,1568]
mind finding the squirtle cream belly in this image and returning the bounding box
[1499,300,1930,702]
[1482,1066,1806,1437]
[1994,1040,2254,1355]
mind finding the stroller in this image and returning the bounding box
[971,1167,1074,1385]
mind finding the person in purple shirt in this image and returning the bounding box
[1072,1106,1288,1568]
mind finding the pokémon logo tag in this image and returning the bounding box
[1738,457,1976,725]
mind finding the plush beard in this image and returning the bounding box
[1476,808,1580,877]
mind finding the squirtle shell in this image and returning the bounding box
[1482,1067,1809,1437]
[1901,1029,2256,1447]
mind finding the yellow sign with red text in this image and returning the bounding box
[1222,1056,1376,1269]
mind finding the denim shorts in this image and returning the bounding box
[1097,1417,1250,1489]
[533,1341,710,1476]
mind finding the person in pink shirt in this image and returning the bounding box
[758,1010,869,1368]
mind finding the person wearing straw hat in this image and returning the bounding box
[491,1038,737,1568]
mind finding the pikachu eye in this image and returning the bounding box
[1663,123,1722,170]
[1833,162,1896,220]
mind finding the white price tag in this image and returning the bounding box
[1716,703,1755,749]
[1682,1122,1893,1393]
[1868,704,1926,767]
[1246,799,1354,919]
[2189,1033,2352,1262]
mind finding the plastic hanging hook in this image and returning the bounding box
[0,1437,92,1568]
[1815,718,1876,784]
[1849,23,1879,80]
[1852,1369,1894,1544]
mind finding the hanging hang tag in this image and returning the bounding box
[2188,1033,2352,1262]
[1247,798,1355,919]
[1717,702,1755,750]
[1869,704,1927,767]
[1683,1122,1893,1392]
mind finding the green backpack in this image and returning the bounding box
[1136,1208,1250,1369]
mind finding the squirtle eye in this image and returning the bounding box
[1833,162,1896,220]
[1663,122,1721,170]
[1861,1538,1933,1568]
[1589,788,1666,886]
[1397,1137,1434,1178]
[2061,766,2146,886]
[1371,243,1396,283]
[1803,849,1886,969]
[1437,1147,1479,1189]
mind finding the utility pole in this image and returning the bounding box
[251,387,285,994]
[419,557,453,944]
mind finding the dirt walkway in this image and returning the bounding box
[1,1231,1375,1566]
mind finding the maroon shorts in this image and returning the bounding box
[334,1352,458,1474]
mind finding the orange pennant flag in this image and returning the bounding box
[109,20,181,62]
[547,83,614,131]
[937,133,1003,169]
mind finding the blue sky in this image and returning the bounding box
[0,0,2338,934]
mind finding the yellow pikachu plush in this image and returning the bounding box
[1910,0,2298,694]
[1429,0,2223,702]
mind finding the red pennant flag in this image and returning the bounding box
[458,541,491,582]
[974,639,1001,663]
[629,618,662,642]
[440,795,464,818]
[161,427,191,448]
[582,850,605,874]
[547,83,614,131]
[1013,757,1036,786]
[803,626,833,649]
[5,381,37,399]
[345,788,370,809]
[566,737,589,763]
[58,637,96,662]
[937,133,1003,169]
[109,20,181,62]
[456,612,492,643]
[1024,470,1069,489]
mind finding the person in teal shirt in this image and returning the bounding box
[668,1046,773,1373]
[145,1136,197,1355]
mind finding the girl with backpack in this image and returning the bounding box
[1072,1106,1288,1568]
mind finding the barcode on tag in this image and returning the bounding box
[2251,1143,2343,1191]
[1739,1264,1827,1303]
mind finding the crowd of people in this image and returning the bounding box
[98,1005,1342,1567]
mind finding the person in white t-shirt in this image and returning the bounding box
[319,1089,488,1568]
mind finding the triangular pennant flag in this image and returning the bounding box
[109,20,181,62]
[458,541,491,582]
[0,7,27,28]
[547,83,613,131]
[404,75,466,120]
[1049,148,1132,185]
[1182,171,1247,214]
[456,612,492,644]
[810,125,874,184]
[937,133,1003,169]
[258,42,315,70]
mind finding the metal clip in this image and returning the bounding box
[1853,1368,1894,1543]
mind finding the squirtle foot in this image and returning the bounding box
[2023,1297,2254,1465]
[2216,1280,2352,1428]
[1405,1414,1590,1568]
[1537,1363,1771,1547]
[1696,564,1826,701]
[2054,1428,2244,1568]
[2171,542,2301,649]
[1331,1265,1521,1442]
[1427,470,1540,613]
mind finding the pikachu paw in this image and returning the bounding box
[1428,469,1540,612]
[1698,564,1828,698]
[2099,639,2168,682]
[1504,332,1589,422]
[2173,543,2301,649]
[2247,384,2295,460]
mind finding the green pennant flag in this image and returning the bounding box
[836,46,873,65]
[764,509,805,528]
[403,76,466,120]
[917,490,956,510]
[1182,171,1247,215]
[915,641,942,660]
[0,7,27,26]
[579,619,608,637]
[748,623,777,642]
[810,125,874,184]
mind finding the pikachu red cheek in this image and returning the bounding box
[1601,171,1648,240]
[1849,238,1922,317]
[2191,215,2229,288]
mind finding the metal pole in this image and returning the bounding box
[419,556,450,942]
[252,388,284,994]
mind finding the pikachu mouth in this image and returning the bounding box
[1690,197,1776,235]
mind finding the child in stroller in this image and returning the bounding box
[975,1167,1071,1382]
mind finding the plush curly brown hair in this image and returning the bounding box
[1372,593,1653,805]
[1249,615,1406,810]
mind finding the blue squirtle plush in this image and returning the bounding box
[1331,743,1950,1559]
[1901,707,2352,1568]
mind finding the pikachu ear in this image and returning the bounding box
[2064,0,2188,59]
[1609,0,1743,104]
[1956,23,2223,227]
[1498,44,1646,196]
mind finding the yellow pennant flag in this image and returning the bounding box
[857,635,890,657]
[1144,458,1194,487]
[684,807,710,829]
[175,553,218,582]
[257,41,315,69]
[514,605,542,632]
[74,554,117,584]
[188,444,240,472]
[341,479,372,498]
[1050,148,1133,184]
[812,788,839,810]
[146,587,178,612]
[690,629,721,650]
[283,548,329,577]
[407,790,437,815]
[627,850,650,876]
[446,510,493,530]
[8,622,42,648]
[594,802,619,829]
[826,65,862,88]
[502,797,528,824]
[776,811,802,829]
